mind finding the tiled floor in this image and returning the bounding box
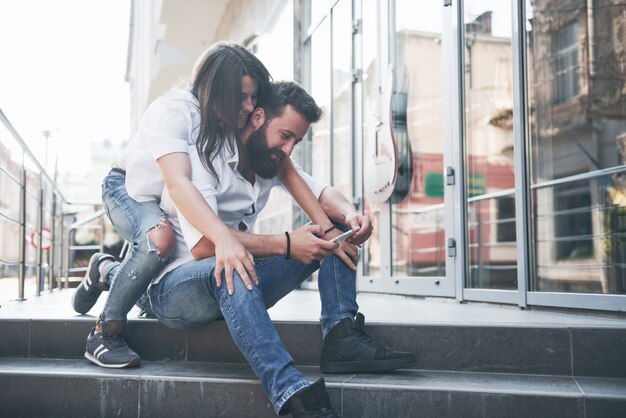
[2,276,626,327]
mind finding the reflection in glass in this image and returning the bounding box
[0,128,23,277]
[361,0,380,276]
[310,18,331,185]
[463,1,518,289]
[251,2,294,235]
[527,0,626,294]
[391,0,446,277]
[332,0,352,198]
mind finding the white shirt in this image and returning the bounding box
[154,140,328,283]
[118,88,199,202]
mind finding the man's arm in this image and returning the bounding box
[191,225,337,265]
[318,187,373,246]
[277,160,361,270]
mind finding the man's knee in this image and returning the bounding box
[147,219,176,258]
[219,271,260,299]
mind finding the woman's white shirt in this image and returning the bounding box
[117,88,199,202]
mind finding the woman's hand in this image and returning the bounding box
[323,228,360,270]
[343,212,373,246]
[214,232,258,295]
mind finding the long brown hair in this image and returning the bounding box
[191,41,271,177]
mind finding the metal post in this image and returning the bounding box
[48,193,57,292]
[17,167,27,301]
[63,226,71,288]
[35,182,44,296]
[57,217,65,290]
[99,211,105,253]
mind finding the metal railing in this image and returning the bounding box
[0,108,108,301]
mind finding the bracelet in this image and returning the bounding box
[284,231,291,259]
[323,225,336,235]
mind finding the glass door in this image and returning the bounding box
[461,0,518,300]
[358,0,455,296]
[525,0,626,309]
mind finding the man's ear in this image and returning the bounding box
[250,107,265,129]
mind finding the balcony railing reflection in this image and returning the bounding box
[0,109,110,301]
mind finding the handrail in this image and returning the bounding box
[0,107,112,300]
[0,107,67,203]
[69,210,106,229]
[532,165,626,190]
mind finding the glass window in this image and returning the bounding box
[250,2,295,235]
[463,1,517,289]
[310,18,331,185]
[390,0,446,277]
[253,1,294,81]
[361,0,380,277]
[332,0,352,198]
[527,0,626,294]
[552,23,579,105]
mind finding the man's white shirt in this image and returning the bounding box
[155,132,327,284]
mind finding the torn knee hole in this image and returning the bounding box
[146,219,175,257]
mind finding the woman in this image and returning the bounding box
[72,41,272,368]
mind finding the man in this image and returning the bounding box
[130,82,416,417]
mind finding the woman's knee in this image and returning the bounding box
[146,219,176,258]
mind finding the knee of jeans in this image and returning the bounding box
[220,271,258,299]
[156,303,221,330]
[146,219,176,259]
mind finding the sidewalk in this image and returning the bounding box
[1,276,625,327]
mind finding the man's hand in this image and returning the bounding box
[344,212,373,246]
[289,225,338,264]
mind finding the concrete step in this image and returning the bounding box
[2,358,625,418]
[2,317,626,378]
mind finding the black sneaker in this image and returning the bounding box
[320,313,416,374]
[85,327,140,368]
[72,252,116,314]
[285,378,340,418]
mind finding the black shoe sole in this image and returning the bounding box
[320,355,417,374]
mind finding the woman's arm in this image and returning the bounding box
[277,158,359,270]
[157,152,257,294]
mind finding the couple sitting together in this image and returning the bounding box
[72,41,415,417]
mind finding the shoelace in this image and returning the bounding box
[351,327,392,352]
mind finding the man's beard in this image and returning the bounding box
[245,125,282,179]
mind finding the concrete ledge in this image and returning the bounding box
[2,359,625,418]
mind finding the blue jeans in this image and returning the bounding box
[100,168,170,322]
[147,253,359,414]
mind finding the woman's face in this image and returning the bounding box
[238,75,258,129]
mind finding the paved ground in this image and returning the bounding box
[2,276,626,327]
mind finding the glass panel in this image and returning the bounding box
[332,0,352,198]
[361,0,380,276]
[310,0,329,28]
[253,1,293,81]
[527,0,626,294]
[391,0,446,277]
[310,18,331,185]
[250,1,294,235]
[463,1,517,289]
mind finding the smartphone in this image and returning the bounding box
[330,229,355,243]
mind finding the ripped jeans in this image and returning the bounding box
[100,168,170,322]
